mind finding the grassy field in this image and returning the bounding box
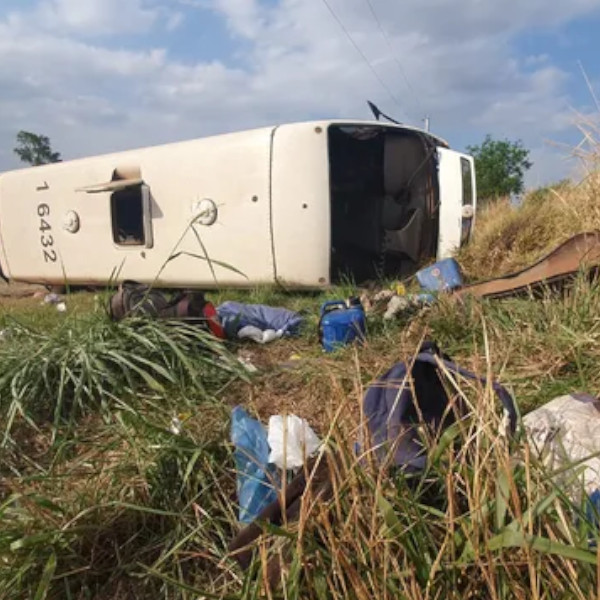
[2,185,600,599]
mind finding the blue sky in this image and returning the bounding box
[1,0,599,186]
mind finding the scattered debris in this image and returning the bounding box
[362,341,516,469]
[383,293,434,320]
[217,302,303,341]
[228,343,517,590]
[524,393,600,496]
[373,289,395,303]
[43,292,61,305]
[170,413,191,435]
[267,414,322,470]
[42,292,68,312]
[416,257,464,293]
[231,406,279,524]
[360,277,437,322]
[383,295,410,320]
[237,325,284,344]
[236,353,259,373]
[170,416,183,435]
[319,298,366,352]
[456,231,600,299]
[361,231,600,319]
[392,281,407,296]
[276,353,307,371]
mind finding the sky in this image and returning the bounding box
[1,0,599,187]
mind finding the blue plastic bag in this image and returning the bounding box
[231,406,279,524]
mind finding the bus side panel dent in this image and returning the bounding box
[271,123,331,288]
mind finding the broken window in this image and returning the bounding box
[77,165,153,248]
[328,125,439,282]
[461,157,474,205]
[111,185,146,245]
[460,157,474,245]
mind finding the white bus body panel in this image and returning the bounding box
[271,123,331,287]
[0,128,276,287]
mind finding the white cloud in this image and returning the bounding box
[166,11,185,32]
[0,0,598,186]
[6,0,164,36]
[211,0,265,39]
[45,0,158,34]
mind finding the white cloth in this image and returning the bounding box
[237,325,283,344]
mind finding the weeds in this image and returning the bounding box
[0,311,243,443]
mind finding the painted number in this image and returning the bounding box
[37,203,57,262]
[43,249,57,263]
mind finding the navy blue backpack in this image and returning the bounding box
[363,341,517,471]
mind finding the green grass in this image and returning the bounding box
[0,301,243,442]
[0,292,244,599]
[2,275,600,598]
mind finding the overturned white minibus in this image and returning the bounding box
[0,120,475,289]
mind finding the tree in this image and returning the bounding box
[13,131,61,166]
[466,135,532,200]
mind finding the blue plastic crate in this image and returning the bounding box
[416,258,463,293]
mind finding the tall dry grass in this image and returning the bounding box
[458,120,600,282]
[234,380,600,600]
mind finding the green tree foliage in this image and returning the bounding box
[467,135,532,200]
[13,130,61,166]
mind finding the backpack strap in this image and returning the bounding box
[417,340,451,362]
[413,351,517,433]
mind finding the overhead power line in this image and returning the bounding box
[318,0,406,116]
[362,0,421,116]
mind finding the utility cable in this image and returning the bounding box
[362,0,422,119]
[319,0,407,116]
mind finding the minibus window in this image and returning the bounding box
[461,158,473,205]
[460,157,474,246]
[111,186,145,245]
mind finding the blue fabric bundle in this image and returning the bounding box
[217,302,303,339]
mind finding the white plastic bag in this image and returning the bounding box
[524,393,600,495]
[267,414,321,469]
